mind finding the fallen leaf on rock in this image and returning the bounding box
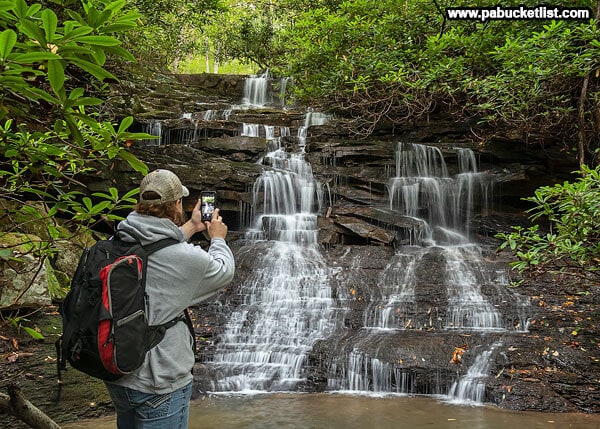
[451,346,466,364]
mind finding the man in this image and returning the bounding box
[105,169,235,428]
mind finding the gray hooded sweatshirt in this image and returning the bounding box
[108,211,235,394]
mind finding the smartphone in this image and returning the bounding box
[200,191,216,222]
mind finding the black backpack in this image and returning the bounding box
[56,232,195,382]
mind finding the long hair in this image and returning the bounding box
[134,191,187,226]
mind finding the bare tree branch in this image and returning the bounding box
[0,384,61,429]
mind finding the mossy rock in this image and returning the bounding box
[0,198,74,241]
[52,235,97,298]
[0,230,98,308]
[0,233,55,310]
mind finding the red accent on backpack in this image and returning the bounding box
[98,255,142,375]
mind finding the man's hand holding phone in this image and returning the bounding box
[200,191,227,240]
[183,191,228,240]
[205,208,228,240]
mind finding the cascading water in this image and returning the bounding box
[140,73,283,146]
[206,115,340,392]
[297,111,333,147]
[203,109,232,121]
[242,71,271,107]
[362,142,515,332]
[151,74,532,405]
[447,342,502,404]
[142,120,163,146]
[241,123,261,137]
[332,141,530,402]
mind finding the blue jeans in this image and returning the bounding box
[105,382,192,429]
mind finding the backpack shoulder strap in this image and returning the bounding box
[113,230,179,256]
[117,233,194,352]
[146,309,196,353]
[142,237,180,256]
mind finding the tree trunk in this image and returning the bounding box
[0,384,61,429]
[578,73,589,168]
[577,1,600,168]
[205,38,210,73]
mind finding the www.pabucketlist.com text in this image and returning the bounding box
[446,6,591,23]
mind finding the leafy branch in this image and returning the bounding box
[496,165,600,282]
[0,0,154,299]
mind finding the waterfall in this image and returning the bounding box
[363,249,424,330]
[242,72,270,107]
[142,120,163,146]
[141,119,198,146]
[444,245,502,331]
[332,142,529,400]
[375,142,507,332]
[241,123,261,137]
[388,142,492,244]
[297,111,333,147]
[208,242,336,391]
[169,74,531,404]
[203,109,232,120]
[206,131,338,392]
[447,342,502,404]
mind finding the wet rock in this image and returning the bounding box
[193,136,269,162]
[60,72,597,416]
[333,215,395,244]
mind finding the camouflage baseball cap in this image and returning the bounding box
[139,169,189,204]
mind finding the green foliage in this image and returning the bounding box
[207,0,599,152]
[272,0,445,133]
[121,0,223,70]
[496,165,600,280]
[197,0,286,73]
[177,56,254,74]
[0,0,140,124]
[465,19,600,143]
[0,1,153,270]
[8,315,44,339]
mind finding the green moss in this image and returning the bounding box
[0,232,48,255]
[44,259,66,300]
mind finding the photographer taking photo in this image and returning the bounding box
[105,169,235,429]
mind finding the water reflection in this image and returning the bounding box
[64,393,600,429]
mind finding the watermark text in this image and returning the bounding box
[446,6,591,23]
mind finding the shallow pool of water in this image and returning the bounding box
[64,393,600,429]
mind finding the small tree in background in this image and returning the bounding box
[496,165,600,284]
